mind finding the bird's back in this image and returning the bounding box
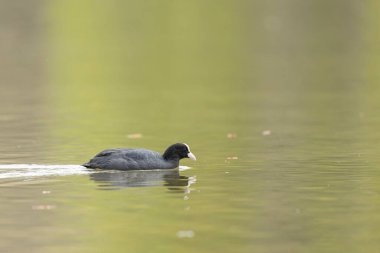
[83,148,177,170]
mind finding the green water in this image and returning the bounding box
[1,1,380,252]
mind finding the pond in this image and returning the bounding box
[0,1,379,253]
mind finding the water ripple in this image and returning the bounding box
[0,164,91,179]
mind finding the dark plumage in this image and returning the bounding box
[82,143,196,170]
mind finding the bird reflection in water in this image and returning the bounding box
[89,169,196,191]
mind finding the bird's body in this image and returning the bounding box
[82,143,196,170]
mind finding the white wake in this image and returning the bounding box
[0,164,191,179]
[0,164,90,179]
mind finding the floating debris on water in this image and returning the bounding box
[42,191,51,194]
[127,133,143,139]
[176,230,195,238]
[261,130,271,136]
[225,157,238,163]
[32,205,56,210]
[227,133,237,139]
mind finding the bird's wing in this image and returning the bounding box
[94,148,127,158]
[120,149,161,161]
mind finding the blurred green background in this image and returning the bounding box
[0,1,380,253]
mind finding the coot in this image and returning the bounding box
[82,143,196,170]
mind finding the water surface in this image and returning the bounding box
[0,1,380,253]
